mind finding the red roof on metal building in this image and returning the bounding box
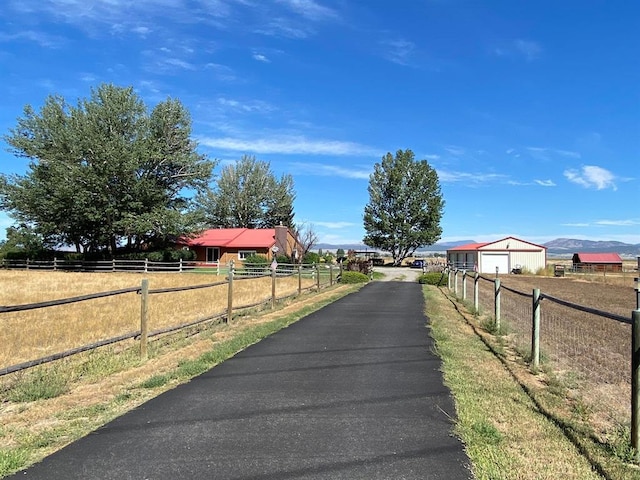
[447,242,490,251]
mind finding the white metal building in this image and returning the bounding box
[446,236,547,274]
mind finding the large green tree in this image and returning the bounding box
[1,84,215,254]
[363,149,444,265]
[197,155,295,229]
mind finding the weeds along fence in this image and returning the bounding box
[0,262,337,378]
[447,268,640,456]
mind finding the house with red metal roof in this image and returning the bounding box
[572,252,623,272]
[180,225,302,265]
[446,236,547,274]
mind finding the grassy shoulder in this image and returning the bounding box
[0,284,361,478]
[424,285,605,480]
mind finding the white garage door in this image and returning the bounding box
[481,253,509,274]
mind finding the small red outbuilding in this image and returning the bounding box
[571,252,623,272]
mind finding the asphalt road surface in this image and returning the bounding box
[9,281,471,480]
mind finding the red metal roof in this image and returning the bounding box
[183,228,276,248]
[447,242,490,251]
[573,252,623,263]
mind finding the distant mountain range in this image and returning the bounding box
[315,238,640,257]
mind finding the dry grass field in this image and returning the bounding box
[0,270,317,370]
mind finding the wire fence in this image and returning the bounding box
[0,262,339,377]
[451,268,639,447]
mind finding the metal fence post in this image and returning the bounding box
[140,279,149,360]
[462,270,467,301]
[447,267,452,290]
[330,264,334,286]
[227,260,234,323]
[532,288,541,370]
[316,264,320,289]
[298,264,302,294]
[635,277,639,310]
[632,310,640,459]
[494,278,501,330]
[474,272,479,312]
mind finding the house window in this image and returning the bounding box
[206,247,220,263]
[238,250,257,260]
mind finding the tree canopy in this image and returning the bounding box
[363,149,444,265]
[196,155,295,229]
[1,84,215,255]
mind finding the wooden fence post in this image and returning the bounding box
[454,269,459,296]
[227,261,234,323]
[298,264,302,294]
[179,258,183,273]
[144,258,148,273]
[447,267,452,290]
[316,264,320,289]
[494,278,501,330]
[531,288,541,370]
[271,264,276,309]
[330,264,334,286]
[462,270,467,301]
[632,309,640,460]
[140,279,149,360]
[53,257,58,271]
[474,272,479,312]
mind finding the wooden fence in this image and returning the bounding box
[1,257,221,273]
[446,268,640,459]
[0,262,338,377]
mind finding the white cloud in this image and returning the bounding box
[277,0,339,21]
[564,165,617,190]
[379,38,415,66]
[314,221,357,229]
[199,136,379,157]
[494,39,542,61]
[514,39,542,60]
[437,170,506,184]
[444,146,465,156]
[289,162,371,179]
[595,219,640,226]
[216,97,274,113]
[526,147,581,161]
[0,30,65,48]
[252,53,270,63]
[534,179,556,187]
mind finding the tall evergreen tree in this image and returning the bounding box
[363,149,444,265]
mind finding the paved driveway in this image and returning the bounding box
[9,281,470,480]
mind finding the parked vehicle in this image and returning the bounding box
[411,259,425,269]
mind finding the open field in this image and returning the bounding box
[0,270,318,369]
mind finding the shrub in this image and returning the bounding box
[418,272,447,285]
[303,252,320,264]
[339,271,369,284]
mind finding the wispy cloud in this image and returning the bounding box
[252,52,271,63]
[594,219,640,226]
[564,165,617,190]
[216,97,274,114]
[314,221,357,229]
[534,179,556,187]
[277,0,339,21]
[199,136,380,157]
[437,170,507,185]
[379,38,416,66]
[289,162,371,179]
[0,30,65,48]
[494,39,542,61]
[527,146,581,161]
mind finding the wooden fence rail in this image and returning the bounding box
[0,262,336,377]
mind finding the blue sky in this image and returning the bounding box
[1,0,638,246]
